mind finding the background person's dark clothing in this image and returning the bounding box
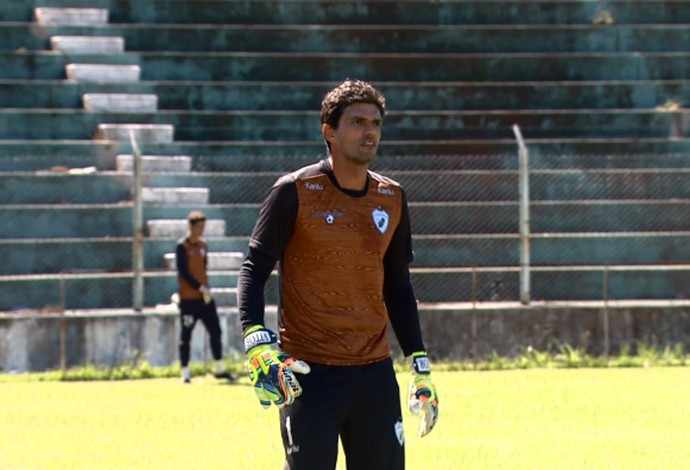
[178,299,222,367]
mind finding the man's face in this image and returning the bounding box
[189,220,205,238]
[324,103,382,165]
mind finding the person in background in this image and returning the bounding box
[237,79,439,469]
[176,211,235,383]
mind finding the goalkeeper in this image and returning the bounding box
[176,211,235,384]
[237,79,438,469]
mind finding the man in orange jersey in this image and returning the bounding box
[176,211,234,383]
[237,80,438,469]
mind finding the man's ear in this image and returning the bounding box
[322,123,335,142]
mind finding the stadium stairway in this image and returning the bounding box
[2,1,690,312]
[16,6,244,307]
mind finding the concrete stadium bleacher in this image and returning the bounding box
[2,0,690,316]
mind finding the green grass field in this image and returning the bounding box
[1,368,688,469]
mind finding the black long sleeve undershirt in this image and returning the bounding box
[176,241,202,289]
[237,247,276,332]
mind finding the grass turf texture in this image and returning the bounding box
[1,369,688,469]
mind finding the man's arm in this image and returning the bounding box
[238,177,309,410]
[383,190,425,355]
[176,242,202,289]
[238,178,298,332]
[384,190,439,437]
[238,248,278,331]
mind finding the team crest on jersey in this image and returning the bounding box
[200,248,206,256]
[372,208,389,234]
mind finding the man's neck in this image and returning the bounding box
[329,156,368,191]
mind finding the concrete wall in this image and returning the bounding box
[2,303,688,372]
[0,308,278,373]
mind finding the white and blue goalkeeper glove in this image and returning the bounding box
[407,351,439,437]
[244,325,310,409]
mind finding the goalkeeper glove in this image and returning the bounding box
[407,351,439,437]
[199,285,213,304]
[244,325,310,409]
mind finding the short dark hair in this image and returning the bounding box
[320,79,386,129]
[187,211,206,225]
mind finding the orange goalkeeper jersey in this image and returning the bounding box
[248,159,413,365]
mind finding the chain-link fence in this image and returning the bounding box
[4,147,690,311]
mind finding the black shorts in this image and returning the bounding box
[279,358,404,470]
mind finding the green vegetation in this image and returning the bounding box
[1,343,686,383]
[433,342,688,372]
[1,368,688,469]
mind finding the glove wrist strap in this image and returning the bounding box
[411,351,431,375]
[244,326,278,354]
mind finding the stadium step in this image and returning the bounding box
[5,170,690,205]
[210,287,237,307]
[3,109,689,140]
[33,7,109,26]
[3,80,690,111]
[50,36,124,54]
[409,264,690,302]
[2,139,690,172]
[83,93,158,112]
[95,123,174,143]
[163,251,245,270]
[115,154,191,172]
[0,236,250,276]
[4,263,690,310]
[4,201,690,239]
[5,233,690,276]
[2,1,687,26]
[6,51,690,82]
[65,63,141,83]
[142,187,208,205]
[0,206,240,238]
[148,219,226,238]
[9,23,690,54]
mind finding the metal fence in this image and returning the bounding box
[3,142,690,312]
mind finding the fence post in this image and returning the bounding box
[130,130,145,312]
[512,124,531,305]
[60,272,66,374]
[602,265,611,357]
[471,267,478,369]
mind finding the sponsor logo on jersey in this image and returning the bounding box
[200,248,206,257]
[372,208,389,234]
[313,211,343,224]
[377,185,395,196]
[305,182,324,191]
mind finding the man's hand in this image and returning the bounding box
[407,351,439,437]
[244,326,310,409]
[199,285,213,304]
